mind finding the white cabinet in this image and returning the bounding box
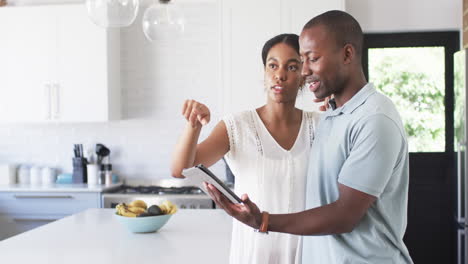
[0,7,55,122]
[0,4,120,123]
[220,0,344,114]
[0,191,101,240]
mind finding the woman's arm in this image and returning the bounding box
[170,100,230,178]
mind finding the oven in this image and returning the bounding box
[102,179,215,209]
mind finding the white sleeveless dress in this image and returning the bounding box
[223,110,320,264]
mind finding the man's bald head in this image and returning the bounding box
[303,10,363,59]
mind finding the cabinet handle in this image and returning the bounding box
[14,195,73,199]
[457,142,466,222]
[13,218,58,222]
[44,83,52,120]
[51,83,60,120]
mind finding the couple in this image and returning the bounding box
[171,10,413,264]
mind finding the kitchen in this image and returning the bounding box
[0,0,463,263]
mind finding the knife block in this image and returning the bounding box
[72,157,88,183]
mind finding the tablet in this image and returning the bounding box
[182,164,242,204]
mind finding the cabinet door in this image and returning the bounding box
[221,0,282,114]
[0,191,101,239]
[8,214,59,237]
[55,5,113,122]
[0,192,101,215]
[221,0,344,115]
[281,0,345,34]
[0,7,56,122]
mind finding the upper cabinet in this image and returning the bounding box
[220,0,345,114]
[0,4,120,123]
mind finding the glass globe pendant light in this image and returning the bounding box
[142,0,185,42]
[86,0,140,28]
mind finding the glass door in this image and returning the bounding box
[363,31,459,264]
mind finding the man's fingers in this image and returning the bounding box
[205,183,237,216]
[205,182,223,204]
[241,193,250,203]
[241,194,255,213]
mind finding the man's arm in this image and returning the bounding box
[206,182,375,235]
[269,184,376,235]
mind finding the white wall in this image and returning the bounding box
[346,0,461,33]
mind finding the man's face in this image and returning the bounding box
[299,26,346,100]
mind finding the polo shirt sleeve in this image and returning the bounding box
[337,114,404,197]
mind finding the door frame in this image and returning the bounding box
[362,31,459,153]
[362,31,460,264]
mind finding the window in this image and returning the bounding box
[363,32,459,153]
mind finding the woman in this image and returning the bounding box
[171,34,321,264]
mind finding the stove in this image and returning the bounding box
[102,179,215,209]
[112,185,204,195]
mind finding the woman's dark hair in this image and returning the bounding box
[261,33,300,67]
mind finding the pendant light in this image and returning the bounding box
[142,0,185,42]
[86,0,140,28]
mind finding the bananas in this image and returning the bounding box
[116,203,139,217]
[116,200,178,217]
[159,200,177,215]
[127,206,146,215]
[129,200,147,210]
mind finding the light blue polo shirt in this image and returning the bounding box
[302,83,413,263]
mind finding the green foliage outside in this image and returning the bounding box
[454,51,465,150]
[369,47,445,152]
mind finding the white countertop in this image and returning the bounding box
[0,183,122,192]
[0,208,233,264]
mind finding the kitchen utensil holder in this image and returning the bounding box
[72,157,88,183]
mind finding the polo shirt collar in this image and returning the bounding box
[324,83,376,117]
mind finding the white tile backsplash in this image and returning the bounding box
[0,1,227,182]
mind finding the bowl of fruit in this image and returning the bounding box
[115,200,177,233]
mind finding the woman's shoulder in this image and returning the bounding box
[222,110,256,124]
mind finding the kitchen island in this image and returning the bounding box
[0,208,233,264]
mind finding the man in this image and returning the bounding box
[206,10,413,263]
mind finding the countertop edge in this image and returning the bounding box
[0,183,122,192]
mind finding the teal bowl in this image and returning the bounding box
[115,213,173,233]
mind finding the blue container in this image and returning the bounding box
[56,173,73,184]
[56,173,118,184]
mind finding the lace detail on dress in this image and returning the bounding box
[225,115,237,153]
[305,112,315,147]
[249,111,264,155]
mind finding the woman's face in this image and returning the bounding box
[264,42,303,104]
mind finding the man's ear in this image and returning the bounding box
[343,43,355,65]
